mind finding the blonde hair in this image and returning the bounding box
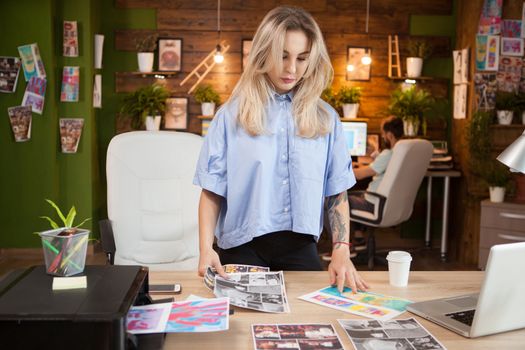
[230,6,334,138]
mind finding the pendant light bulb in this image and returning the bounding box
[346,64,355,72]
[361,52,372,65]
[214,44,224,64]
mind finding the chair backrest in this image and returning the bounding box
[106,131,202,270]
[375,139,433,227]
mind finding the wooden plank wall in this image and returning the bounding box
[115,0,452,135]
[453,0,525,265]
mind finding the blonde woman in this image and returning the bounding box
[193,6,369,292]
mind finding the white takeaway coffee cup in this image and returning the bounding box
[386,251,412,287]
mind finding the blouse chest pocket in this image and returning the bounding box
[293,137,327,181]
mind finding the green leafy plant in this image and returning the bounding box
[466,111,492,167]
[321,87,337,109]
[482,160,511,187]
[407,39,433,59]
[193,84,221,104]
[336,86,362,105]
[495,91,518,111]
[40,199,91,230]
[135,34,158,52]
[387,86,434,124]
[120,83,170,129]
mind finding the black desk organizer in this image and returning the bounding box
[0,265,165,350]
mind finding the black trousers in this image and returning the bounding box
[218,231,323,271]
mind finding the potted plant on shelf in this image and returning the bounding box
[406,39,432,78]
[387,86,434,137]
[482,160,510,203]
[136,34,158,73]
[120,83,170,130]
[495,91,518,125]
[321,87,337,110]
[336,85,362,119]
[193,84,221,116]
[38,199,91,276]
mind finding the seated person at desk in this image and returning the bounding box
[349,116,404,252]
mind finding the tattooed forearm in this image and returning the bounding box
[327,191,350,249]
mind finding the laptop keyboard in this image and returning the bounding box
[446,309,476,326]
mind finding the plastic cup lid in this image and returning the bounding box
[386,250,412,263]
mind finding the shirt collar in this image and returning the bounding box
[272,89,294,102]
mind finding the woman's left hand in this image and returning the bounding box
[328,247,370,293]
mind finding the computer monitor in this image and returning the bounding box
[341,122,367,157]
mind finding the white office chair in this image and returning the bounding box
[349,139,433,269]
[103,131,202,271]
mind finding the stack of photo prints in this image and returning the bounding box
[127,297,230,334]
[204,264,290,313]
[252,323,344,350]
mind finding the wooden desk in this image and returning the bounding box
[150,271,524,349]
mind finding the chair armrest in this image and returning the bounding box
[349,191,387,225]
[99,219,116,265]
[348,190,386,202]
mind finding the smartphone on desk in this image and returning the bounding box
[149,284,182,294]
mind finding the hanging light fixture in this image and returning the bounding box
[213,0,224,64]
[361,0,372,66]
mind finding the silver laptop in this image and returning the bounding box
[407,242,525,338]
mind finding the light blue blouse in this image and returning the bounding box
[193,92,356,249]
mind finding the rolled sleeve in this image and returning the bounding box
[193,111,228,197]
[324,114,356,197]
[369,150,392,175]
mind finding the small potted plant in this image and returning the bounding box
[388,86,434,136]
[193,84,221,116]
[336,86,362,119]
[321,87,337,110]
[495,91,518,125]
[482,161,510,203]
[136,34,158,73]
[406,39,432,78]
[38,199,91,276]
[120,83,170,130]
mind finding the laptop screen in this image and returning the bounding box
[341,122,367,157]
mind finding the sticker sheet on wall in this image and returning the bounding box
[501,20,522,38]
[7,106,32,142]
[0,57,21,93]
[59,118,84,154]
[22,77,46,114]
[478,0,502,35]
[60,66,79,102]
[63,21,79,57]
[476,35,499,71]
[497,56,522,93]
[17,43,46,81]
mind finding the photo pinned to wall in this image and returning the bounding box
[501,37,524,57]
[0,57,21,93]
[346,47,371,81]
[497,56,522,93]
[8,106,32,142]
[22,76,46,114]
[158,38,182,72]
[60,66,79,102]
[476,35,499,71]
[164,97,188,130]
[453,48,469,84]
[454,84,468,119]
[63,20,78,57]
[474,72,497,110]
[17,43,46,81]
[59,118,84,154]
[241,39,253,71]
[478,0,502,35]
[502,20,522,38]
[93,74,102,108]
[94,34,104,69]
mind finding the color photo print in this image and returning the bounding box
[0,57,21,93]
[338,318,446,350]
[252,324,344,350]
[213,271,290,313]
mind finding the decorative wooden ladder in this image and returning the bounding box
[388,35,402,78]
[179,40,230,94]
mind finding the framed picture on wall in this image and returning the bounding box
[158,38,182,72]
[241,39,253,71]
[164,97,188,130]
[346,46,371,81]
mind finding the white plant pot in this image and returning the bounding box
[145,116,161,131]
[137,52,154,73]
[496,110,513,125]
[489,186,505,203]
[403,119,420,137]
[342,103,359,119]
[406,57,423,78]
[201,102,216,117]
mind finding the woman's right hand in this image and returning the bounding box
[198,248,228,278]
